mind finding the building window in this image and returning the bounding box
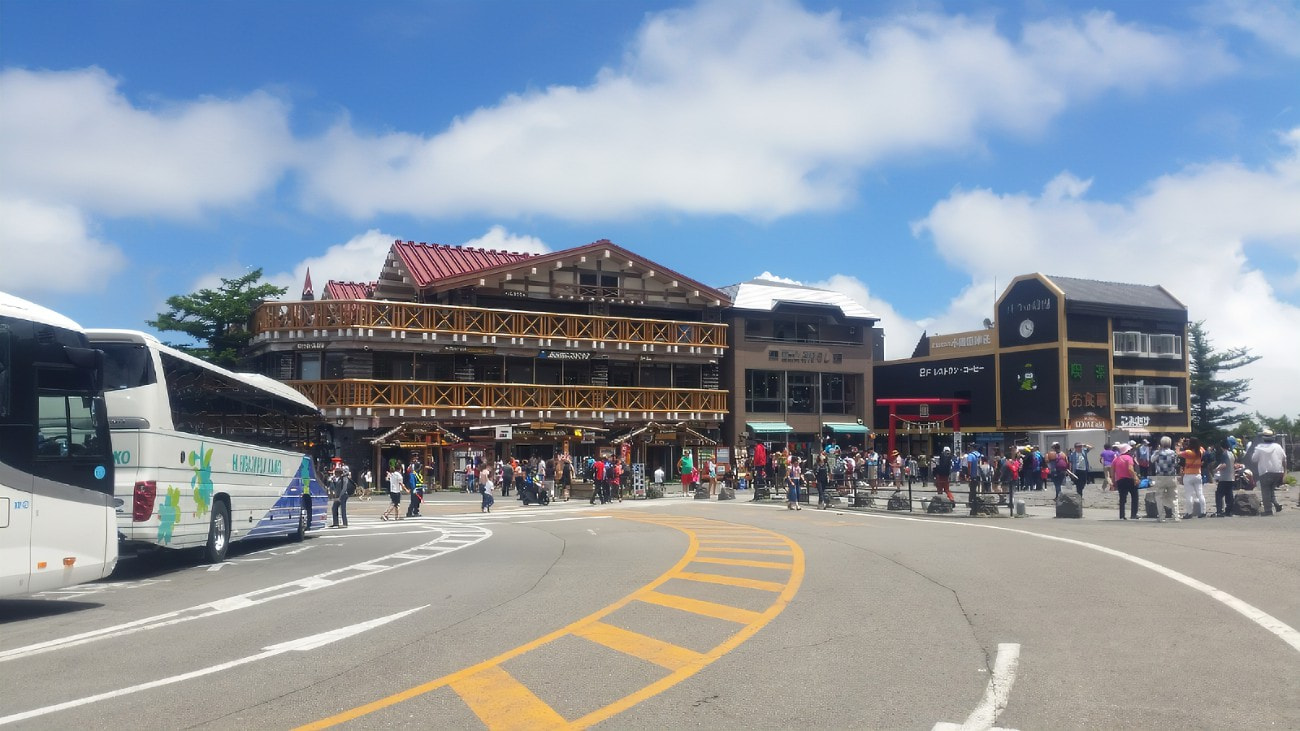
[1113,331,1182,358]
[786,372,817,413]
[821,373,848,414]
[300,353,322,380]
[745,369,784,413]
[577,271,619,298]
[1114,382,1179,409]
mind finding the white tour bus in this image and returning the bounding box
[1,293,118,597]
[87,330,327,562]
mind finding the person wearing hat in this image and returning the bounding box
[1100,443,1118,491]
[1251,429,1287,514]
[934,446,955,502]
[1113,443,1140,520]
[1150,436,1181,522]
[1069,442,1092,496]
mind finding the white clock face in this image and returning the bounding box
[1019,319,1034,338]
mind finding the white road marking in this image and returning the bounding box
[793,506,1300,655]
[0,527,490,663]
[0,605,427,726]
[514,515,612,524]
[933,643,1021,731]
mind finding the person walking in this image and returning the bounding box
[786,463,802,510]
[1251,428,1288,515]
[1067,442,1091,497]
[1150,436,1181,522]
[329,462,350,528]
[1113,443,1140,520]
[383,464,405,521]
[559,455,573,501]
[1212,439,1236,517]
[1100,443,1117,491]
[479,462,495,513]
[406,463,423,517]
[358,468,373,500]
[934,447,956,502]
[814,454,830,509]
[1046,442,1067,498]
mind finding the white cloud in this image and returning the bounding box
[297,1,1231,220]
[0,197,125,296]
[912,127,1300,412]
[266,228,398,294]
[461,225,551,255]
[0,67,294,218]
[1198,0,1300,57]
[263,225,549,297]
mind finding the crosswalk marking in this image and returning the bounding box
[300,513,804,731]
[573,622,706,671]
[695,546,793,556]
[449,666,568,731]
[691,555,794,570]
[675,571,785,592]
[639,590,763,624]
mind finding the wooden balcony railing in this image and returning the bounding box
[252,299,727,348]
[289,379,728,415]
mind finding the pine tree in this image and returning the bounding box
[148,269,286,367]
[1188,321,1260,442]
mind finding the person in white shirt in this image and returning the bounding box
[1251,429,1287,514]
[383,465,405,521]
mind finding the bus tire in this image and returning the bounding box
[293,501,307,542]
[204,500,231,563]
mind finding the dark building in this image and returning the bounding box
[874,273,1190,455]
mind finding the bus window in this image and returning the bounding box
[99,341,156,391]
[35,367,109,459]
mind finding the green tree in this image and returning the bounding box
[148,269,286,367]
[1188,320,1260,442]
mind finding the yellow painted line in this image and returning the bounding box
[698,539,789,545]
[696,546,793,556]
[572,621,706,671]
[675,571,785,592]
[691,556,793,570]
[639,590,763,624]
[297,512,804,731]
[449,665,568,731]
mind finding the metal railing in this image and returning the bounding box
[288,379,728,415]
[252,299,728,348]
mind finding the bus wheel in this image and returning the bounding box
[205,501,231,563]
[293,502,307,542]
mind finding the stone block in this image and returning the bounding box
[926,494,953,514]
[1055,492,1083,518]
[1233,490,1262,516]
[970,493,1001,517]
[717,486,736,501]
[694,486,710,500]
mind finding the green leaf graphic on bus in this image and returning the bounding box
[158,486,181,544]
[298,457,312,492]
[190,444,215,517]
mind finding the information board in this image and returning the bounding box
[632,463,646,498]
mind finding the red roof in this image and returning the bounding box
[392,240,538,288]
[324,280,376,300]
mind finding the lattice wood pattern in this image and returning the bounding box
[289,379,728,414]
[253,300,727,347]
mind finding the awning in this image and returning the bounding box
[823,422,869,434]
[746,421,793,433]
[367,422,464,446]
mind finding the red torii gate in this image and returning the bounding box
[876,397,971,455]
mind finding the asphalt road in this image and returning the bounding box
[2,488,1298,730]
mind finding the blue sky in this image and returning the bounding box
[2,0,1298,411]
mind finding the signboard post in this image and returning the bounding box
[632,463,646,499]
